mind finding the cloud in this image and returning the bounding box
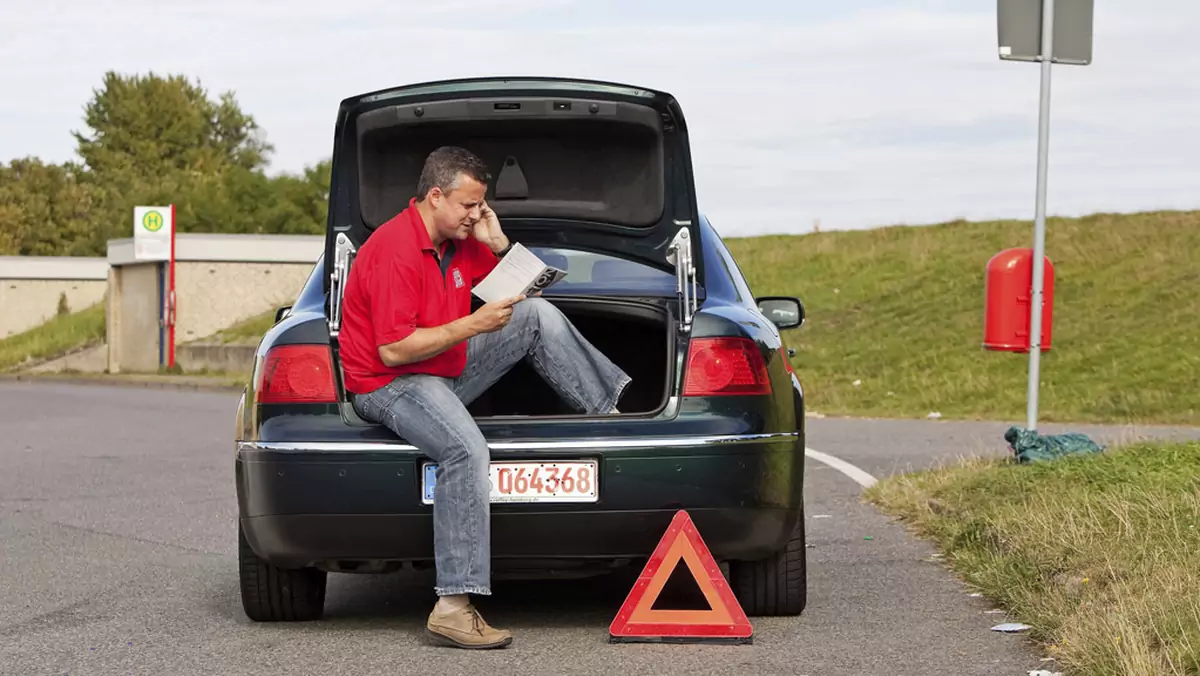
[3,0,1199,235]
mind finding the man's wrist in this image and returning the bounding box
[453,314,480,339]
[491,236,513,257]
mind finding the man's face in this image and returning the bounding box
[429,174,486,242]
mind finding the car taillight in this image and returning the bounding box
[257,345,337,404]
[683,337,771,396]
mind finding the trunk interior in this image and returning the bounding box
[465,298,674,418]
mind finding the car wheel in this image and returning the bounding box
[730,512,807,617]
[238,524,327,622]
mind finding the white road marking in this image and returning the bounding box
[805,446,879,488]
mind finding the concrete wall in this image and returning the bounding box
[174,261,314,343]
[177,343,258,374]
[107,263,162,373]
[106,233,323,373]
[0,257,108,338]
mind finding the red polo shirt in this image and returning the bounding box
[338,199,500,394]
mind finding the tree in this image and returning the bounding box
[74,71,271,178]
[166,158,330,236]
[1,71,333,256]
[264,158,332,233]
[72,71,274,246]
[0,158,97,256]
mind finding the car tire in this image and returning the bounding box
[730,512,807,617]
[238,524,327,622]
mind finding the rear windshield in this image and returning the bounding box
[529,247,676,296]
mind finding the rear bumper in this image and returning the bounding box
[236,432,804,568]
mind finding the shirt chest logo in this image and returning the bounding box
[452,268,465,289]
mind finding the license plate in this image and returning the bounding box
[421,460,599,505]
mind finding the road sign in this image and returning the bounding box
[133,206,173,262]
[996,0,1092,431]
[998,0,1093,65]
[608,510,753,644]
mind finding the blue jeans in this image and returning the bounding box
[351,298,630,596]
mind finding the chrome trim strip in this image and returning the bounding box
[238,432,798,454]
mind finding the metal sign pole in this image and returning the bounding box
[168,203,177,369]
[1025,0,1055,431]
[997,0,1092,429]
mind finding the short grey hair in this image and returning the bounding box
[415,146,490,200]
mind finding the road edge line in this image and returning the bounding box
[805,446,878,488]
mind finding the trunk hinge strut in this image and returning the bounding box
[328,232,357,338]
[667,225,698,331]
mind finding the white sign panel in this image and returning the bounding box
[133,206,173,261]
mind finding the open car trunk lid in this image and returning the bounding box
[322,77,705,292]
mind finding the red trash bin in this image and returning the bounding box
[984,248,1054,352]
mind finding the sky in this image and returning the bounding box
[3,0,1199,237]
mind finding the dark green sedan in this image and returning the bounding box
[234,77,808,623]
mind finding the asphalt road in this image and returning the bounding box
[3,381,1197,676]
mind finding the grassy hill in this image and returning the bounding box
[197,309,277,346]
[0,302,106,372]
[726,210,1200,425]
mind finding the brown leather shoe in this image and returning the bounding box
[425,604,513,650]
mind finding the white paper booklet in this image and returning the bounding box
[472,243,567,303]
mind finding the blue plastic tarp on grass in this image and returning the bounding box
[1004,426,1105,464]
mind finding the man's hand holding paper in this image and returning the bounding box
[472,243,566,304]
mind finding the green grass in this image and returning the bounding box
[200,309,277,345]
[866,442,1200,675]
[0,301,107,372]
[726,210,1200,425]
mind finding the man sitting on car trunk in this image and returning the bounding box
[337,146,630,650]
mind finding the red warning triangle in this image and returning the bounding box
[608,510,753,644]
